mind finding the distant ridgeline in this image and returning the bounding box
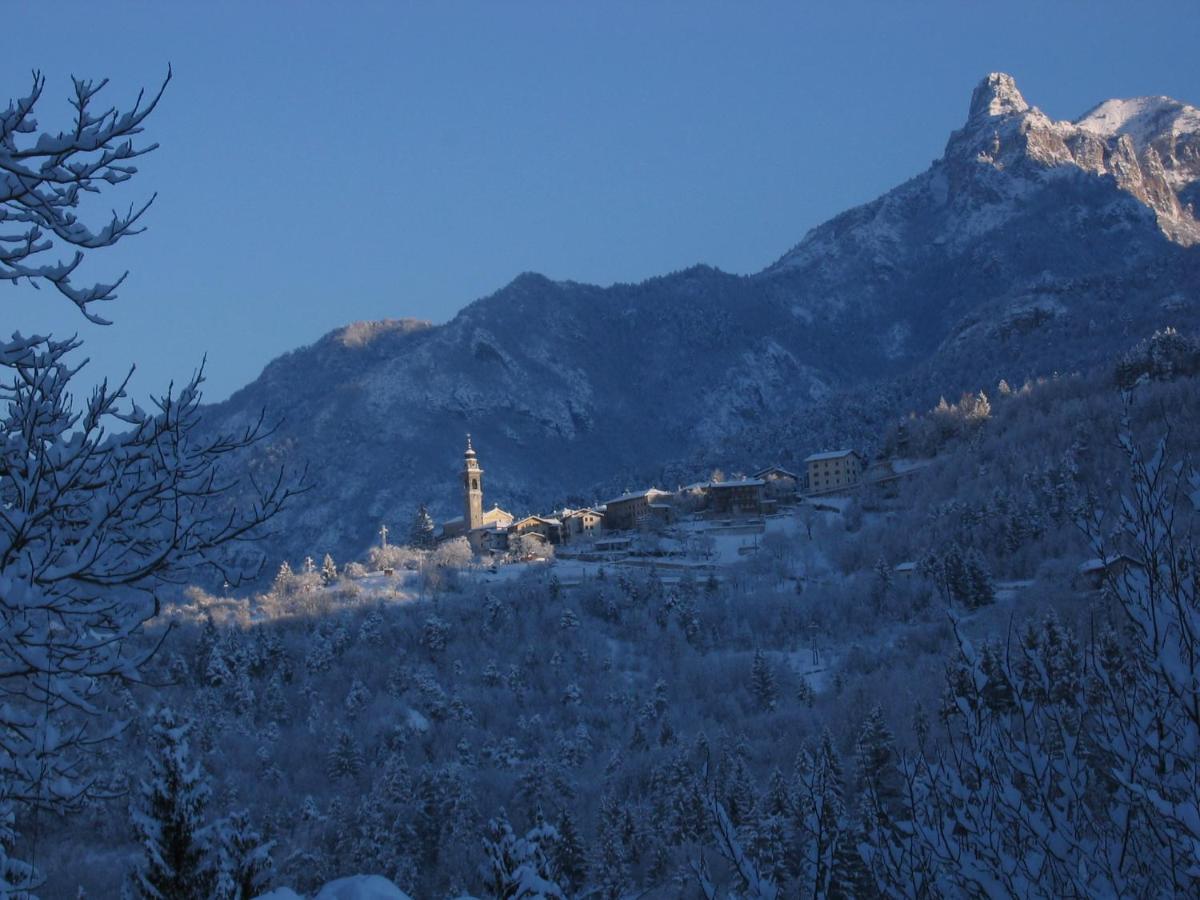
[200,73,1200,578]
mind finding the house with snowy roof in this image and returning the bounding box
[510,514,565,545]
[561,507,604,539]
[804,449,864,493]
[1076,553,1145,590]
[603,488,673,531]
[708,478,767,516]
[753,465,801,501]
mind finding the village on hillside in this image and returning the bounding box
[375,435,927,582]
[362,430,1138,594]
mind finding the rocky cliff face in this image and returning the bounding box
[205,74,1200,575]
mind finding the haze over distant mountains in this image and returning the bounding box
[206,73,1200,573]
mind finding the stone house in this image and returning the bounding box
[708,478,766,516]
[510,515,565,545]
[753,465,801,499]
[561,508,604,539]
[804,450,864,493]
[603,489,673,531]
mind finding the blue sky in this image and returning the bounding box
[4,1,1198,401]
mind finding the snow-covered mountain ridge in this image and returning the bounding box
[203,73,1200,573]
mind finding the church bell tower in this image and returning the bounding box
[463,434,484,531]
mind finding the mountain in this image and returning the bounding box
[206,73,1200,573]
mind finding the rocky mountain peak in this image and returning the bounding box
[203,73,1200,573]
[967,72,1029,121]
[938,73,1200,245]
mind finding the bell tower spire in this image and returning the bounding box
[463,433,484,531]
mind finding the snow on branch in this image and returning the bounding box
[1,68,170,321]
[0,333,305,811]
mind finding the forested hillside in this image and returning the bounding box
[38,342,1200,897]
[200,73,1200,575]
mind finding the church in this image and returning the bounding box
[439,435,514,552]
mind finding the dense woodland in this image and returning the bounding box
[21,346,1199,898]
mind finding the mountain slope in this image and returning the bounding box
[206,73,1200,573]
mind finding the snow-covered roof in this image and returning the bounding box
[1078,554,1143,574]
[754,465,800,480]
[441,516,464,526]
[605,488,671,506]
[710,478,766,489]
[563,507,603,518]
[895,561,917,572]
[804,449,861,463]
[512,514,561,527]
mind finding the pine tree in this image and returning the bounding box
[131,708,214,900]
[264,672,290,725]
[554,810,587,894]
[854,707,901,828]
[592,794,630,899]
[751,650,778,712]
[409,503,437,550]
[326,729,364,780]
[320,553,338,584]
[344,679,371,720]
[853,707,909,893]
[871,555,892,612]
[195,616,219,681]
[963,547,995,608]
[212,810,274,900]
[793,731,869,898]
[481,814,566,899]
[358,608,385,645]
[796,677,816,708]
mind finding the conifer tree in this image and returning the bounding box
[195,617,220,681]
[963,547,995,608]
[326,729,364,780]
[131,708,214,900]
[320,553,338,584]
[593,794,630,899]
[751,650,778,712]
[409,503,437,550]
[212,810,274,900]
[554,810,587,894]
[481,814,566,899]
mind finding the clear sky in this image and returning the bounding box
[4,1,1198,402]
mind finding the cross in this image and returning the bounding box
[379,523,389,548]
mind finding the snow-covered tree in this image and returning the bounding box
[480,814,566,899]
[211,810,273,900]
[320,553,338,584]
[409,504,437,550]
[750,651,777,712]
[130,708,213,899]
[326,729,364,780]
[692,793,778,900]
[0,72,302,827]
[1,69,168,313]
[893,431,1200,896]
